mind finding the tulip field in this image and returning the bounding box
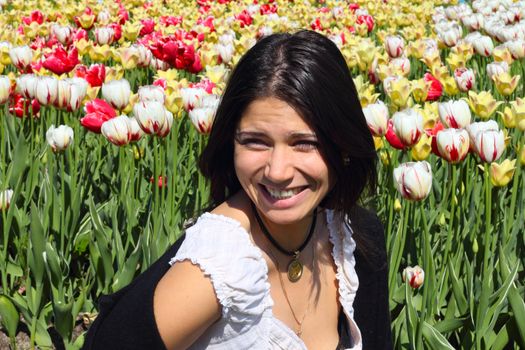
[0,0,524,349]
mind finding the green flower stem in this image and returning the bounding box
[388,199,410,291]
[60,154,66,255]
[482,163,492,276]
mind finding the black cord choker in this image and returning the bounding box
[251,202,317,282]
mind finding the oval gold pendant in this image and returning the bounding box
[287,259,303,282]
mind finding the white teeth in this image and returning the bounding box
[265,186,304,199]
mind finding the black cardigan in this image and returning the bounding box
[82,207,392,349]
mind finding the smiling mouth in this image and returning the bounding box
[260,184,308,200]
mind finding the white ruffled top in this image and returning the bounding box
[169,209,362,350]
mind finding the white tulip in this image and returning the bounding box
[35,76,59,106]
[46,125,74,152]
[362,100,389,137]
[0,75,11,104]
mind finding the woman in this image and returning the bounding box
[83,30,392,350]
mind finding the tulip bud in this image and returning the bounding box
[46,124,74,152]
[102,79,131,111]
[438,100,471,129]
[519,144,525,166]
[384,35,404,58]
[403,265,424,289]
[435,128,470,163]
[474,130,505,163]
[0,189,13,210]
[392,108,424,148]
[472,237,479,253]
[489,159,516,187]
[394,198,402,212]
[0,75,11,104]
[454,67,475,92]
[101,115,133,146]
[362,100,389,137]
[393,161,432,201]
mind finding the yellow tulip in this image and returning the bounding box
[379,150,391,166]
[411,78,429,103]
[421,50,442,70]
[117,47,140,70]
[431,65,450,82]
[411,133,432,161]
[497,106,515,128]
[205,65,229,85]
[387,76,412,108]
[493,46,513,65]
[75,38,92,56]
[510,98,525,131]
[122,21,141,42]
[0,46,11,66]
[446,52,467,71]
[407,39,427,59]
[492,72,520,96]
[78,13,96,30]
[490,159,516,187]
[421,102,439,129]
[441,75,460,96]
[88,44,113,62]
[105,66,124,82]
[451,41,474,60]
[122,93,138,115]
[519,145,525,166]
[466,91,503,119]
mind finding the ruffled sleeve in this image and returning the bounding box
[327,210,362,349]
[169,213,272,324]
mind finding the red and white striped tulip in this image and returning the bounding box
[102,79,131,110]
[435,128,470,163]
[180,86,207,111]
[505,40,525,59]
[51,24,75,46]
[403,266,425,289]
[362,100,389,137]
[473,129,506,163]
[438,100,471,128]
[46,124,74,152]
[0,189,13,210]
[472,35,494,57]
[56,78,88,111]
[133,101,172,136]
[138,85,165,103]
[35,76,58,106]
[16,74,38,99]
[454,68,475,92]
[94,26,115,45]
[465,120,499,146]
[392,108,424,148]
[393,161,432,201]
[101,115,133,146]
[384,35,404,58]
[9,46,33,70]
[129,117,144,142]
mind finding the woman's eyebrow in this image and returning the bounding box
[235,131,266,138]
[287,132,317,139]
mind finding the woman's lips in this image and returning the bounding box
[258,184,309,209]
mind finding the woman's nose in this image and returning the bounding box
[264,146,294,183]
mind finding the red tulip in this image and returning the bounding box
[75,64,106,87]
[108,23,122,42]
[235,10,253,27]
[81,99,117,133]
[9,93,40,118]
[22,10,44,25]
[423,73,443,101]
[139,19,155,36]
[43,47,79,75]
[356,14,374,32]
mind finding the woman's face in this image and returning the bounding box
[234,97,334,226]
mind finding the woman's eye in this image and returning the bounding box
[293,141,319,151]
[237,138,269,149]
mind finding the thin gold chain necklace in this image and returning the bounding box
[266,242,317,338]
